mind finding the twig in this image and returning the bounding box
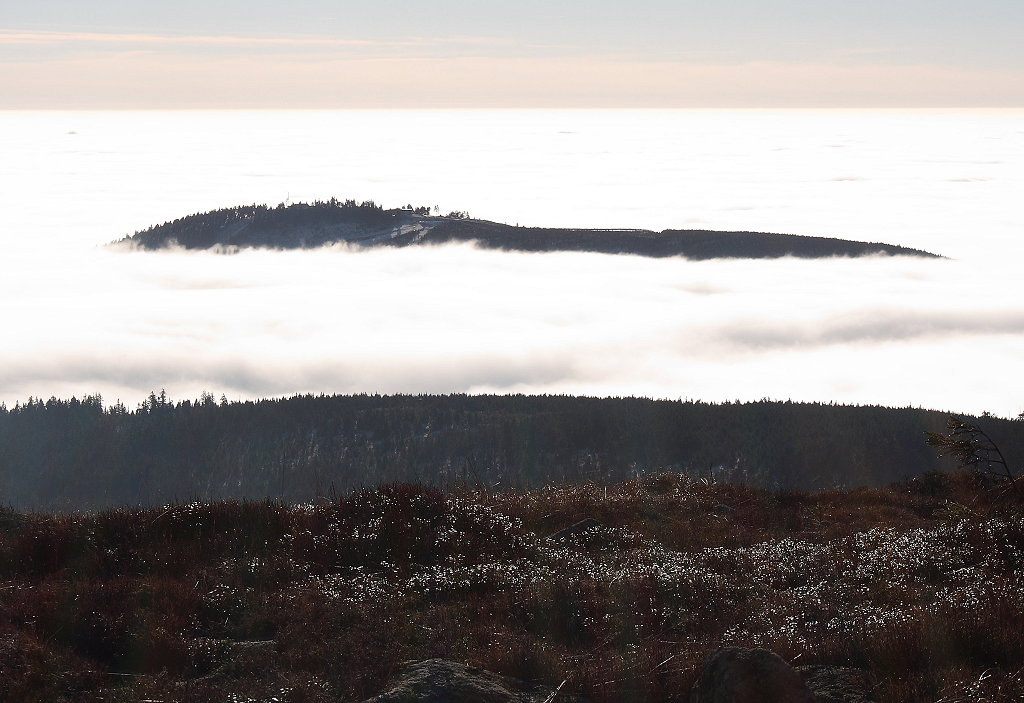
[149,507,172,527]
[649,653,679,673]
[541,678,569,703]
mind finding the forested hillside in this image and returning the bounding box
[2,394,1019,511]
[117,200,941,259]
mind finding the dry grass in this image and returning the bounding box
[1,471,1022,702]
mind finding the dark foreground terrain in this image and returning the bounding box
[2,470,1022,702]
[117,200,941,259]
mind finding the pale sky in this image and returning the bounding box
[2,1,1024,107]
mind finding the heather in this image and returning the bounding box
[2,470,1022,702]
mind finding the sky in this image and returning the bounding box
[3,0,1024,108]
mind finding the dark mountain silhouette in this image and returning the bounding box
[116,200,942,259]
[3,392,1019,511]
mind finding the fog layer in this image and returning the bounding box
[2,109,1021,416]
[3,242,1021,417]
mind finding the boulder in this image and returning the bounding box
[691,647,816,703]
[361,659,584,703]
[796,665,877,703]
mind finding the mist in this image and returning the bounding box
[1,109,1021,417]
[2,241,1021,418]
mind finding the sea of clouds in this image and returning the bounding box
[2,240,1021,417]
[1,109,1022,416]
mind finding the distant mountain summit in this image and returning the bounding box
[117,200,942,259]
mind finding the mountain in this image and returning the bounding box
[116,200,942,259]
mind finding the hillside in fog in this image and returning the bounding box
[117,200,942,259]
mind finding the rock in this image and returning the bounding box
[547,518,603,541]
[691,647,816,703]
[796,665,877,703]
[361,659,584,703]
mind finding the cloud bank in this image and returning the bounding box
[2,243,1021,418]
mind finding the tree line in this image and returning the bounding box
[1,393,1021,511]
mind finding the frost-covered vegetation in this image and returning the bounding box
[2,471,1022,702]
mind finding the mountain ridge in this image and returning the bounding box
[116,200,943,259]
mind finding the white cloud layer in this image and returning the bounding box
[2,243,1021,418]
[1,108,1020,418]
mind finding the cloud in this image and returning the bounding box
[717,308,1024,352]
[3,36,1024,108]
[2,243,1022,417]
[0,29,510,50]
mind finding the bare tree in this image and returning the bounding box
[927,416,1018,498]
